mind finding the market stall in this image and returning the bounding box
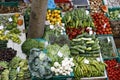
[0,0,120,80]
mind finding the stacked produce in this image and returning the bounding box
[63,9,95,39]
[0,56,30,80]
[70,33,100,56]
[0,48,17,62]
[46,9,62,25]
[22,38,48,57]
[28,48,53,79]
[89,0,107,13]
[73,56,106,79]
[98,36,117,59]
[51,58,74,76]
[105,58,120,80]
[108,9,120,20]
[44,23,70,47]
[0,5,19,13]
[91,13,112,35]
[0,13,24,44]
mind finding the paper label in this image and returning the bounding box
[84,59,89,64]
[103,23,107,28]
[8,17,13,22]
[0,24,4,29]
[96,57,101,62]
[17,67,20,72]
[57,51,63,57]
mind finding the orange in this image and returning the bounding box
[17,19,23,26]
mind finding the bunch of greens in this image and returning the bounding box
[22,38,48,57]
[46,44,71,64]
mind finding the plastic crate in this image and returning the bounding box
[0,2,18,7]
[104,57,120,80]
[97,35,118,60]
[107,8,120,21]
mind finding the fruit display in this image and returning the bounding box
[91,13,112,35]
[63,9,95,39]
[98,36,117,59]
[46,9,62,25]
[73,56,106,79]
[105,58,120,80]
[0,13,24,44]
[0,48,17,62]
[108,9,120,20]
[110,20,120,37]
[70,33,100,56]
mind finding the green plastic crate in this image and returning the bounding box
[107,8,120,21]
[0,1,18,7]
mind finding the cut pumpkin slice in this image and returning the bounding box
[101,5,108,12]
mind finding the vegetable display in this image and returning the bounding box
[46,44,70,64]
[0,48,17,62]
[51,58,74,76]
[73,56,106,79]
[0,57,30,80]
[98,36,117,58]
[105,58,120,80]
[46,9,62,25]
[63,8,95,39]
[108,9,120,20]
[89,0,105,13]
[70,33,100,56]
[28,48,53,79]
[91,13,112,35]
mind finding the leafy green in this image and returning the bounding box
[21,39,39,56]
[0,61,8,69]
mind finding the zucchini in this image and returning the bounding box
[86,47,92,51]
[86,40,95,44]
[70,49,79,55]
[81,38,92,41]
[86,50,100,54]
[70,47,85,53]
[72,45,86,50]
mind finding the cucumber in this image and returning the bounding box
[70,47,85,53]
[86,40,95,44]
[70,49,79,55]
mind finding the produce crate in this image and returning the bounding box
[104,57,120,80]
[0,2,18,7]
[110,20,120,38]
[97,35,118,59]
[107,8,120,21]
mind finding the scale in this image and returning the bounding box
[72,0,90,9]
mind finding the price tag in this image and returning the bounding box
[57,51,63,57]
[17,67,20,72]
[84,59,89,64]
[0,24,4,29]
[103,23,107,28]
[50,25,54,29]
[96,57,101,62]
[8,17,13,22]
[118,14,120,18]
